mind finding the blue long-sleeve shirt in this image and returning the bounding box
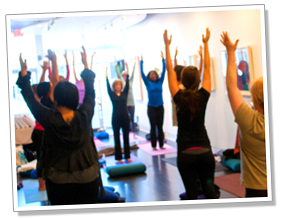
[140,58,166,106]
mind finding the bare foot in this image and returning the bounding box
[153,147,158,151]
[38,178,46,191]
[133,133,138,139]
[160,147,166,150]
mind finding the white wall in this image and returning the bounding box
[123,9,263,150]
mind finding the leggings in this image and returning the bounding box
[245,188,268,197]
[127,105,135,133]
[112,118,130,160]
[177,150,217,199]
[46,178,99,205]
[147,105,164,148]
[31,129,44,178]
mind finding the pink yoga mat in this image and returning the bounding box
[102,154,152,167]
[109,133,147,143]
[137,142,177,156]
[94,138,106,147]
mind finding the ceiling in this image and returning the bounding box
[9,14,147,35]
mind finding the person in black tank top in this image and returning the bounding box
[163,28,217,199]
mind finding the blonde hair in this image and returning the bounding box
[112,79,123,90]
[250,77,264,109]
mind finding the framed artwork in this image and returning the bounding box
[221,46,254,96]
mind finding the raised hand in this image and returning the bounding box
[161,51,164,59]
[163,29,172,46]
[105,67,109,78]
[81,46,89,69]
[91,51,96,59]
[198,45,203,56]
[19,53,27,77]
[202,28,211,43]
[46,49,56,62]
[63,50,67,59]
[41,61,50,71]
[174,46,178,58]
[220,31,239,52]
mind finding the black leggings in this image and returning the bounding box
[147,105,164,148]
[45,178,99,205]
[112,118,130,160]
[245,188,267,197]
[31,129,44,178]
[127,106,135,133]
[177,150,217,199]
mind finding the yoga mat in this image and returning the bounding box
[94,138,106,147]
[102,154,152,167]
[109,133,147,144]
[161,157,230,172]
[214,173,245,198]
[22,179,48,203]
[137,142,177,156]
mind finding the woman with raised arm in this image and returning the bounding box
[140,52,166,150]
[106,67,131,163]
[16,46,102,205]
[220,32,267,197]
[163,28,216,199]
[115,57,137,138]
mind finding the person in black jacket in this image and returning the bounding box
[16,46,102,205]
[106,67,131,163]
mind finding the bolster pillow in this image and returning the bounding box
[106,162,146,178]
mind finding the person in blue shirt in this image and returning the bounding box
[140,52,166,150]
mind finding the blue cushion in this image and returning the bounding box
[222,158,241,172]
[96,131,109,139]
[97,187,119,203]
[106,162,146,178]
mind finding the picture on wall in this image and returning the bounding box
[221,46,254,96]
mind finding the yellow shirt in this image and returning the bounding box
[235,102,267,190]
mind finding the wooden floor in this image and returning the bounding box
[17,130,239,207]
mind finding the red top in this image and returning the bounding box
[34,120,44,131]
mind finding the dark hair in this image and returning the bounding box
[174,65,184,82]
[31,84,38,95]
[147,70,159,82]
[54,81,79,110]
[37,82,50,98]
[179,66,200,121]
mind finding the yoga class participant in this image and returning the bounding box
[140,52,166,150]
[172,46,203,126]
[220,31,267,197]
[17,46,101,205]
[164,28,216,199]
[115,57,137,138]
[106,67,131,163]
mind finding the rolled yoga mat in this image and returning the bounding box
[106,162,146,178]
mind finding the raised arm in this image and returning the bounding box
[130,60,136,82]
[90,51,96,71]
[81,46,89,70]
[40,61,49,83]
[72,51,78,83]
[220,31,244,116]
[123,74,130,96]
[140,55,149,86]
[64,50,70,81]
[159,51,166,83]
[198,45,203,79]
[17,54,52,128]
[105,67,113,99]
[114,56,122,79]
[163,30,180,97]
[46,50,59,101]
[174,47,178,67]
[201,28,211,94]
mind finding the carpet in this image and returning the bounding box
[22,179,48,203]
[161,157,230,172]
[137,142,177,156]
[214,173,245,198]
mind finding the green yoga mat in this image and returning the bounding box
[106,162,146,178]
